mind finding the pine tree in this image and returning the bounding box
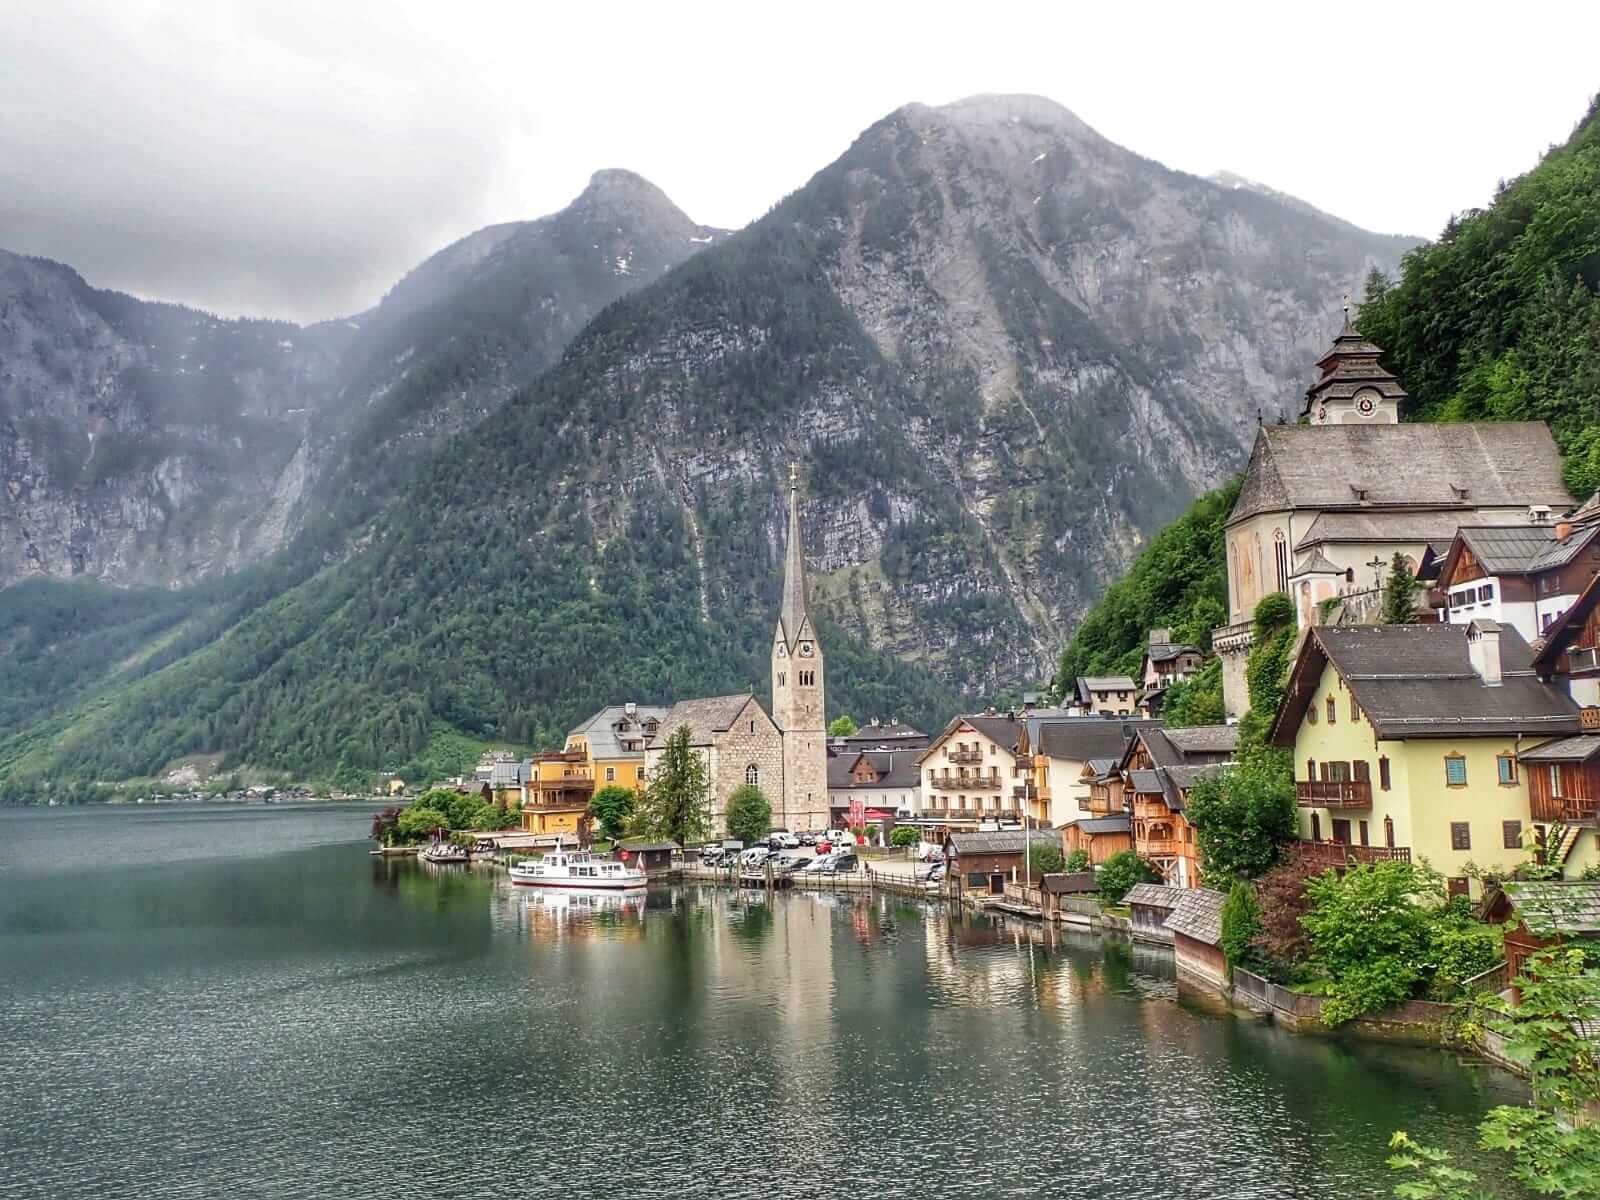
[631,725,712,850]
[1382,551,1418,625]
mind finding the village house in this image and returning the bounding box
[1481,880,1600,994]
[912,712,1030,840]
[520,751,594,844]
[1118,725,1237,888]
[1068,676,1140,716]
[1025,716,1158,828]
[487,758,528,809]
[1214,314,1573,717]
[837,718,929,752]
[1165,888,1228,988]
[1433,515,1600,643]
[565,703,668,791]
[1061,757,1133,864]
[826,744,920,835]
[1270,621,1583,897]
[1139,628,1205,716]
[944,829,1063,899]
[1531,566,1600,709]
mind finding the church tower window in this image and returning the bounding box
[746,764,759,786]
[1274,529,1288,593]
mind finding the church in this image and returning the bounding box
[643,467,830,833]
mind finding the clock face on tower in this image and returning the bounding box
[776,644,787,658]
[1356,393,1376,416]
[799,641,814,658]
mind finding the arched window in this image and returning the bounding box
[745,764,759,786]
[1274,529,1288,593]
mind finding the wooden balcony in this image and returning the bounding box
[1133,796,1171,819]
[929,775,1001,791]
[947,749,984,765]
[1530,794,1600,824]
[1295,779,1372,809]
[1139,838,1186,858]
[1292,840,1411,870]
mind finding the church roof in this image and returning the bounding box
[778,468,811,649]
[650,694,762,747]
[1231,422,1571,526]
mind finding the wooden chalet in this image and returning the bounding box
[1124,882,1183,945]
[1118,726,1236,889]
[944,829,1063,898]
[1482,881,1600,998]
[1434,518,1600,645]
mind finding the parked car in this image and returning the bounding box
[915,860,944,882]
[801,853,836,873]
[739,847,772,869]
[768,831,800,850]
[798,833,818,846]
[825,828,850,846]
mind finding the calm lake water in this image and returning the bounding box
[0,804,1522,1199]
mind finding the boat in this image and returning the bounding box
[418,840,469,864]
[508,842,646,890]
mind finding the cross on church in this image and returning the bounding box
[1367,555,1385,588]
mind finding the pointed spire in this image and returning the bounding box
[779,462,809,648]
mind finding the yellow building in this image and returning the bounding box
[563,703,668,792]
[520,751,594,843]
[1270,620,1581,896]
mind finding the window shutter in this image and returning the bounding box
[1502,820,1523,850]
[1450,821,1471,851]
[1379,757,1391,790]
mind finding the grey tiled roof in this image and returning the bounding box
[1281,625,1581,741]
[1517,735,1600,764]
[617,840,679,853]
[1129,769,1165,796]
[1036,718,1146,763]
[826,749,920,791]
[1069,816,1132,835]
[948,830,1064,855]
[651,694,760,747]
[1233,422,1572,525]
[1124,883,1183,910]
[1042,871,1099,895]
[1165,889,1227,946]
[1501,881,1600,935]
[1164,726,1240,756]
[1079,675,1137,693]
[569,704,670,759]
[1294,511,1473,552]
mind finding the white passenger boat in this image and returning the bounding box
[508,842,647,890]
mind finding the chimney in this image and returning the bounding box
[1467,620,1502,686]
[1556,520,1574,542]
[624,701,637,717]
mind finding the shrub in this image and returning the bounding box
[1302,860,1441,1025]
[1027,842,1065,876]
[889,825,920,848]
[725,784,772,846]
[1220,881,1260,967]
[1064,848,1091,873]
[1098,850,1159,903]
[1185,755,1297,886]
[1250,856,1322,977]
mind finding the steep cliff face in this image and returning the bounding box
[0,96,1418,784]
[0,171,720,588]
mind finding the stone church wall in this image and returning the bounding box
[710,699,787,833]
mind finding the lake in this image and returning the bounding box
[0,804,1521,1198]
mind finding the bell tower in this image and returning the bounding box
[772,463,828,830]
[1299,297,1408,425]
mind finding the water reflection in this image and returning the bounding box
[0,807,1526,1200]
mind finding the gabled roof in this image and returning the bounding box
[1034,718,1148,764]
[826,749,920,791]
[1164,726,1240,756]
[1499,880,1600,935]
[1230,422,1572,526]
[569,703,671,759]
[1165,889,1227,946]
[1124,883,1183,910]
[840,720,927,745]
[948,829,1063,855]
[1533,571,1600,678]
[617,840,679,853]
[1517,735,1600,764]
[1271,625,1581,744]
[1042,871,1099,895]
[1064,815,1131,835]
[1439,524,1565,583]
[651,694,764,747]
[916,714,1023,764]
[1146,641,1202,664]
[1083,756,1119,781]
[1079,675,1137,693]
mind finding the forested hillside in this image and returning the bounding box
[1051,93,1600,704]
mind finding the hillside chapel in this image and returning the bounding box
[643,467,830,833]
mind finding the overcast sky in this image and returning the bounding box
[2,0,1595,324]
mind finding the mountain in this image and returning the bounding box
[1054,93,1600,704]
[0,94,1416,788]
[0,170,721,589]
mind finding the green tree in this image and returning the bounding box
[587,784,636,843]
[1097,850,1159,903]
[1184,758,1297,886]
[1238,592,1295,749]
[1382,551,1418,624]
[632,725,713,849]
[889,825,920,848]
[1026,842,1065,877]
[724,783,772,845]
[1301,860,1441,1025]
[396,804,448,842]
[1063,848,1091,873]
[1160,658,1225,727]
[1220,880,1260,968]
[827,715,859,737]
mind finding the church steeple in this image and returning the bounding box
[778,461,811,649]
[1299,296,1408,424]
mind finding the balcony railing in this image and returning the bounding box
[1133,797,1171,819]
[947,749,984,765]
[1140,838,1186,858]
[1295,779,1372,809]
[1292,840,1411,869]
[929,775,1002,791]
[1530,794,1600,824]
[1211,620,1255,651]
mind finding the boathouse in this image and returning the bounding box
[1039,871,1098,918]
[1483,879,1600,994]
[1124,882,1184,945]
[945,830,1063,898]
[613,840,677,874]
[1165,888,1228,987]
